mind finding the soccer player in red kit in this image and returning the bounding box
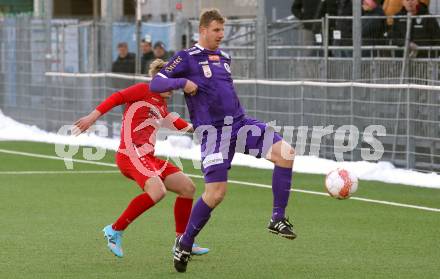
[73,59,209,258]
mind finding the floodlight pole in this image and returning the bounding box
[352,0,362,80]
[102,0,114,72]
[135,0,143,75]
[256,0,267,79]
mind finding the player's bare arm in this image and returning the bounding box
[73,109,102,135]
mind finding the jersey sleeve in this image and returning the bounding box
[159,50,190,78]
[172,117,190,130]
[95,83,149,114]
[149,50,190,93]
[161,112,190,131]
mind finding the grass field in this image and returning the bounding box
[0,141,439,279]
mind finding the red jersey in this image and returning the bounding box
[96,83,189,155]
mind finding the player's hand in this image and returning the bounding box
[72,110,101,136]
[183,80,198,96]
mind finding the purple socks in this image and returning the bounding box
[179,166,292,250]
[271,166,293,221]
[180,197,213,250]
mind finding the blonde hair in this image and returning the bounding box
[148,58,167,77]
[199,9,225,28]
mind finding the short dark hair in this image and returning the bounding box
[199,9,225,28]
[153,41,166,49]
[117,42,128,48]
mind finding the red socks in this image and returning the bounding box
[111,193,193,234]
[112,192,155,231]
[174,197,193,235]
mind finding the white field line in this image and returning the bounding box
[0,148,116,167]
[0,148,439,213]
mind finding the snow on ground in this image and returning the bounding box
[1,109,439,189]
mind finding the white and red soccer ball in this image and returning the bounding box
[325,168,358,199]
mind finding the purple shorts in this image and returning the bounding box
[197,117,282,183]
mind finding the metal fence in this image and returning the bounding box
[1,73,439,173]
[2,14,440,81]
[1,14,440,172]
[219,15,440,83]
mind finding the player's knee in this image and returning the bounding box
[272,142,295,168]
[180,180,196,198]
[144,178,167,201]
[210,192,225,205]
[157,185,167,199]
[210,188,227,205]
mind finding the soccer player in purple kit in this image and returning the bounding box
[150,9,297,273]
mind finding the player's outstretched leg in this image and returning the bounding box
[103,177,164,257]
[266,140,297,239]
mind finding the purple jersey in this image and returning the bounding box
[150,44,245,128]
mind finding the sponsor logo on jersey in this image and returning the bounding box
[165,56,183,72]
[198,60,209,65]
[202,64,212,78]
[203,152,224,168]
[148,109,161,119]
[208,55,220,61]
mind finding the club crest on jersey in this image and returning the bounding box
[202,64,212,78]
[224,63,231,73]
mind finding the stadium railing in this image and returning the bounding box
[1,71,439,173]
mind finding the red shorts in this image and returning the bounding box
[115,152,181,189]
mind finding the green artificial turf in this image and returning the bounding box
[0,141,439,279]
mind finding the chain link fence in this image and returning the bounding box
[1,72,439,173]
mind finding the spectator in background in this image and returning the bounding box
[112,42,136,74]
[291,0,338,56]
[333,0,353,57]
[140,35,154,75]
[291,0,326,37]
[391,0,440,58]
[383,0,429,25]
[362,0,387,57]
[153,41,173,62]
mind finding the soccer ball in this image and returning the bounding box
[325,168,358,199]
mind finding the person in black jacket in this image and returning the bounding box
[332,0,353,57]
[391,0,440,58]
[362,0,387,57]
[291,0,338,55]
[140,35,154,75]
[291,0,326,31]
[152,41,173,62]
[112,42,136,74]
